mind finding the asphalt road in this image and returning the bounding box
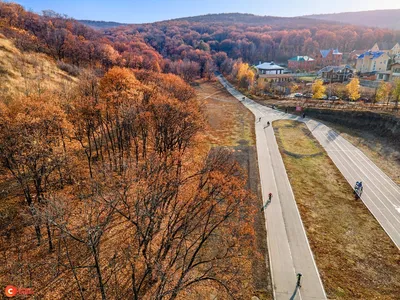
[217,75,327,300]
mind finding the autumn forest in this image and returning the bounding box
[0,1,399,299]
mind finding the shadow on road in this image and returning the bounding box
[326,129,340,142]
[289,285,300,300]
[305,121,322,137]
[261,199,271,211]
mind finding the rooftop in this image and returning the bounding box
[372,42,400,51]
[317,65,353,75]
[320,49,342,58]
[255,62,285,70]
[357,51,386,60]
[288,56,314,62]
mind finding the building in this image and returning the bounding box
[370,42,400,57]
[287,56,315,72]
[255,61,285,75]
[376,63,400,82]
[390,63,400,81]
[255,62,294,83]
[317,65,354,83]
[347,50,366,65]
[315,49,343,67]
[356,51,390,74]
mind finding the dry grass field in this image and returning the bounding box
[194,80,272,300]
[274,120,400,299]
[0,34,77,100]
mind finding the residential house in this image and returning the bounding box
[347,50,366,65]
[255,62,294,83]
[376,63,400,82]
[355,51,390,74]
[394,54,400,64]
[315,49,343,67]
[317,65,354,83]
[370,42,400,57]
[287,56,315,72]
[255,62,285,75]
[390,63,400,81]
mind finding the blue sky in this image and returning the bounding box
[13,0,400,23]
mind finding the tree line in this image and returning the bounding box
[2,2,400,84]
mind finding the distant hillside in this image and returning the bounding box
[0,34,77,100]
[304,9,400,29]
[79,20,127,29]
[168,13,336,27]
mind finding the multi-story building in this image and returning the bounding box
[376,63,400,82]
[287,56,315,72]
[315,49,342,67]
[370,42,400,57]
[356,51,390,74]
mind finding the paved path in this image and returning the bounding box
[217,75,327,300]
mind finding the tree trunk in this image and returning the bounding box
[46,221,53,252]
[92,244,107,300]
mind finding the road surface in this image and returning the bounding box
[217,75,327,300]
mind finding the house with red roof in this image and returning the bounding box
[314,49,343,68]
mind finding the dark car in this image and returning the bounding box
[304,93,313,99]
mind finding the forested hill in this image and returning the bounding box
[79,13,334,28]
[304,9,400,30]
[79,20,127,29]
[167,13,336,27]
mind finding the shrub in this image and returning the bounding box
[57,61,80,77]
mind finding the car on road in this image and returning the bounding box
[304,93,313,99]
[328,96,339,101]
[294,93,303,98]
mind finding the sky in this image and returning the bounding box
[12,0,400,23]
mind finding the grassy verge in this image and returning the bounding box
[195,80,255,147]
[273,120,400,299]
[194,81,272,299]
[298,76,316,82]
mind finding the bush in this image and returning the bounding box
[57,61,80,77]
